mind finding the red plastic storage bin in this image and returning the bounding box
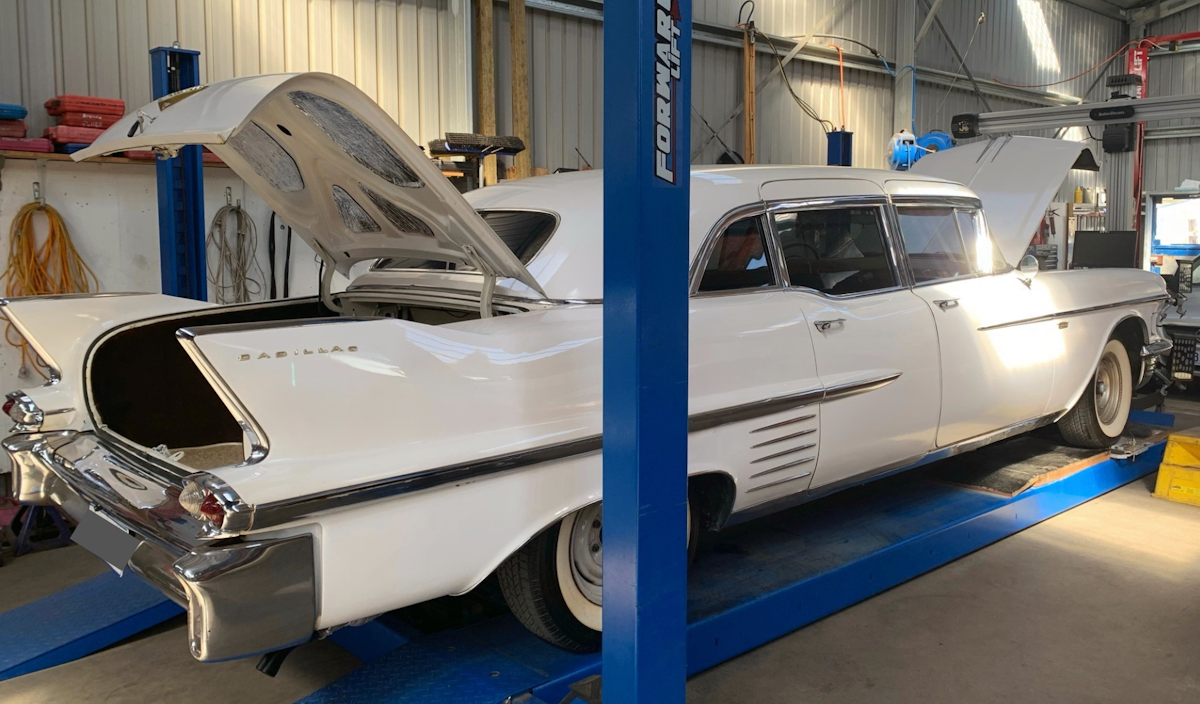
[0,137,54,153]
[56,112,121,129]
[0,119,27,138]
[43,125,105,145]
[44,95,126,117]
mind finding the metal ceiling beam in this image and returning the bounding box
[1131,0,1200,34]
[1061,0,1130,21]
[913,0,948,46]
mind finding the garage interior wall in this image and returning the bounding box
[0,0,470,397]
[1141,5,1200,197]
[489,0,1124,180]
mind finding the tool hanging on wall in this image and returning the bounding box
[2,181,99,379]
[207,187,264,304]
[267,212,293,299]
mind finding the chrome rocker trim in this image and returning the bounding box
[3,431,316,662]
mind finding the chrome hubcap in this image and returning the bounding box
[1095,351,1122,426]
[569,503,604,606]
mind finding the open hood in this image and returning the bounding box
[74,73,545,296]
[911,135,1089,266]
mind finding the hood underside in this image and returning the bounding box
[74,73,544,296]
[912,135,1090,265]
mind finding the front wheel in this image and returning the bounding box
[1058,338,1132,449]
[497,499,698,652]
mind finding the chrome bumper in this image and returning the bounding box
[3,431,316,662]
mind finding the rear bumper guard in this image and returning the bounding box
[3,431,316,662]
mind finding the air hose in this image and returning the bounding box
[2,201,99,378]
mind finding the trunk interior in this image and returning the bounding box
[88,297,484,470]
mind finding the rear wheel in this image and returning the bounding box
[498,499,699,652]
[1058,338,1132,449]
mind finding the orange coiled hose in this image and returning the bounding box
[2,202,98,378]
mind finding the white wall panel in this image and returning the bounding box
[0,0,469,145]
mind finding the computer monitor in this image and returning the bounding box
[1071,230,1138,269]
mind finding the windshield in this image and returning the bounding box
[375,209,558,271]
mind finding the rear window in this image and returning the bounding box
[376,210,558,270]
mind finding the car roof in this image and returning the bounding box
[461,166,975,301]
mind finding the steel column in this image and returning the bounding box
[601,0,691,702]
[149,47,206,301]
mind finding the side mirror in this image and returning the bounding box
[1019,254,1040,276]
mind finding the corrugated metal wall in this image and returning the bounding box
[488,0,1124,177]
[0,0,471,147]
[1139,5,1200,199]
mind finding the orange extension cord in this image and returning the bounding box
[2,202,98,378]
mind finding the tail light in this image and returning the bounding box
[178,474,252,536]
[2,398,14,416]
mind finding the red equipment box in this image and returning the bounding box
[44,95,126,117]
[42,125,104,145]
[0,119,27,138]
[56,112,121,129]
[0,137,54,153]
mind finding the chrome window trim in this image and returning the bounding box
[977,294,1171,331]
[176,329,270,466]
[369,207,562,272]
[240,373,902,532]
[765,197,907,300]
[891,200,979,287]
[688,204,784,298]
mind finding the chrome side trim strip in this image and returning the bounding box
[751,414,816,434]
[688,389,822,433]
[751,427,816,448]
[251,435,603,530]
[747,468,814,491]
[823,372,902,402]
[751,443,816,464]
[209,373,898,532]
[978,295,1170,331]
[750,457,815,480]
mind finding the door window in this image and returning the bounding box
[896,206,973,283]
[696,216,776,293]
[772,207,895,296]
[955,209,1008,274]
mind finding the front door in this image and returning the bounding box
[896,204,1057,447]
[770,201,941,491]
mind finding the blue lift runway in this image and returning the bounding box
[0,570,181,682]
[299,422,1169,704]
[0,417,1167,698]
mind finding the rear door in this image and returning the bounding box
[765,192,941,491]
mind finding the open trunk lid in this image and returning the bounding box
[911,135,1090,265]
[73,73,545,296]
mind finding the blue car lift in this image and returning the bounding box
[149,45,207,301]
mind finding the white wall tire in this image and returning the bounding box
[1058,338,1132,449]
[498,499,697,652]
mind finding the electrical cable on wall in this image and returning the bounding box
[207,190,264,304]
[761,33,834,133]
[268,211,293,299]
[2,197,98,378]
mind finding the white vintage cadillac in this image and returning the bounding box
[3,74,1172,660]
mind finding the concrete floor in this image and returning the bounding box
[2,407,1199,703]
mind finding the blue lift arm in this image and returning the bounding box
[602,1,692,702]
[149,46,206,301]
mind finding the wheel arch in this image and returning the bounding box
[1055,313,1147,422]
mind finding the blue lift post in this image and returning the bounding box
[149,46,207,300]
[602,0,692,702]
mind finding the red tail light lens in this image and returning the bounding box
[2,398,14,416]
[199,493,226,527]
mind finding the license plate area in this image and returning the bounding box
[72,509,141,574]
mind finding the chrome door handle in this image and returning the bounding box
[814,318,845,332]
[934,299,960,310]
